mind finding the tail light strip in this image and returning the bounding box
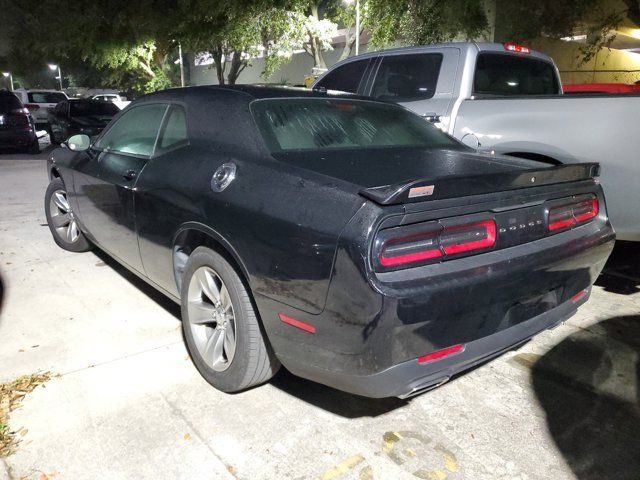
[374,195,600,272]
[378,219,496,270]
[548,197,598,232]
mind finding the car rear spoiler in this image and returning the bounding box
[359,163,600,205]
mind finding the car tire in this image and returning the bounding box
[181,246,280,393]
[44,177,92,252]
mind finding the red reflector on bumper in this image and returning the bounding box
[278,313,316,333]
[418,344,465,364]
[571,288,589,303]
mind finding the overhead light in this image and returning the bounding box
[2,72,9,77]
[48,63,58,70]
[560,35,587,42]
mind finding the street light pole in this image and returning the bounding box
[48,63,63,90]
[355,0,360,56]
[178,43,185,87]
[2,72,13,91]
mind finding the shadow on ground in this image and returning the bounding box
[595,241,640,295]
[93,249,181,320]
[271,368,407,418]
[531,315,640,480]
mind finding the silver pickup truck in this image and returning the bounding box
[314,42,639,241]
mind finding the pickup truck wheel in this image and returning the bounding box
[44,178,91,252]
[181,247,280,392]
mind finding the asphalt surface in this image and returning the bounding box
[0,150,639,480]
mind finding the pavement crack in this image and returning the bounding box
[58,341,183,378]
[159,394,238,479]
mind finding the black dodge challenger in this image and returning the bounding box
[45,86,614,398]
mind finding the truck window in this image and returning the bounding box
[473,53,560,96]
[371,53,443,102]
[315,59,370,93]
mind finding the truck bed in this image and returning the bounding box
[453,93,640,240]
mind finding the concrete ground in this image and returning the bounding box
[0,151,639,480]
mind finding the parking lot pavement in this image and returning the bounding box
[0,154,639,480]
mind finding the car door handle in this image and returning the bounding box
[123,169,137,181]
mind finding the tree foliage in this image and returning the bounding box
[494,0,629,64]
[367,0,489,47]
[1,0,636,91]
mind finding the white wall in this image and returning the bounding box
[190,45,372,86]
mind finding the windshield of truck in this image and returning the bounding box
[251,98,460,152]
[473,53,560,96]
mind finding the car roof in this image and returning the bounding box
[141,84,374,103]
[15,88,63,93]
[0,90,24,111]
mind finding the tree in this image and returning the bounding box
[494,0,629,63]
[366,0,489,48]
[263,0,360,75]
[0,0,184,93]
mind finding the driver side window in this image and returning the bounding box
[96,104,167,156]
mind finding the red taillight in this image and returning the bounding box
[24,103,40,111]
[548,197,598,232]
[441,220,496,255]
[571,288,589,303]
[377,219,496,269]
[278,313,316,333]
[379,230,442,267]
[503,43,531,54]
[418,344,465,364]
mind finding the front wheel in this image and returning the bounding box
[181,247,280,392]
[44,178,91,252]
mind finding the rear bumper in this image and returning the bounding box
[282,291,586,398]
[257,217,614,398]
[0,130,37,149]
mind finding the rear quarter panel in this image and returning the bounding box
[134,145,366,314]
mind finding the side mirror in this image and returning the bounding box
[66,134,91,152]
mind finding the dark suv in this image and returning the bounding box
[0,90,39,154]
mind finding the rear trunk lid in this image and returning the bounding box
[272,147,599,204]
[273,147,605,275]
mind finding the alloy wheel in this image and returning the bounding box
[187,266,237,372]
[48,189,80,243]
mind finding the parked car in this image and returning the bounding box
[563,82,640,94]
[48,98,119,144]
[314,42,640,241]
[89,92,131,110]
[45,86,614,398]
[0,90,39,153]
[13,89,68,128]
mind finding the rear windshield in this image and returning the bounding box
[28,91,67,104]
[251,98,459,152]
[71,101,119,116]
[473,53,560,96]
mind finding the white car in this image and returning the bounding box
[13,89,68,127]
[90,93,130,110]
